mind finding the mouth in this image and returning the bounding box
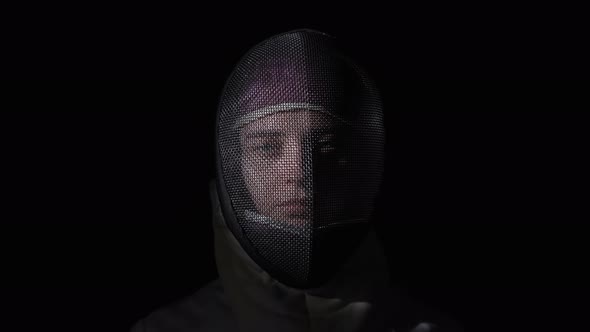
[279,198,309,207]
[277,198,310,214]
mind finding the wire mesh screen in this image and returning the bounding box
[217,29,384,287]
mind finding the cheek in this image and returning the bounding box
[242,160,278,206]
[242,161,257,194]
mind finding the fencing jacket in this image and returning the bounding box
[130,180,462,332]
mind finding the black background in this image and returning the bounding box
[2,3,589,332]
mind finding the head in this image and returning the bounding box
[216,29,384,288]
[239,109,344,226]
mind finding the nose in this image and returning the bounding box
[281,139,311,187]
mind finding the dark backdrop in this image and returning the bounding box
[3,84,588,332]
[2,4,589,332]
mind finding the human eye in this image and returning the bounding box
[247,139,282,159]
[316,135,337,154]
[255,142,280,153]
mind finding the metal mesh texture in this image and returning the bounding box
[216,29,384,288]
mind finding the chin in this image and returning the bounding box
[283,216,310,226]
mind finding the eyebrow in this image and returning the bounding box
[244,130,285,139]
[311,127,336,135]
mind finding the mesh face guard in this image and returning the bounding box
[216,29,385,288]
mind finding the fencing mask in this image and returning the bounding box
[215,29,385,289]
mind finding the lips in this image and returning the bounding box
[278,198,308,207]
[277,199,309,214]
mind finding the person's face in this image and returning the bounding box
[240,110,338,225]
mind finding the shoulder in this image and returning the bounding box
[401,295,464,332]
[376,287,463,332]
[130,279,236,332]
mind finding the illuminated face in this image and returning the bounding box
[240,110,338,225]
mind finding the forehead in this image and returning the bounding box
[241,110,335,137]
